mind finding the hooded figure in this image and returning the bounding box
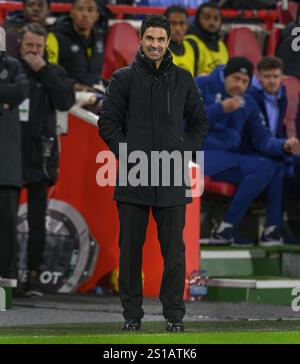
[186,1,229,75]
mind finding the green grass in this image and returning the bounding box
[1,321,300,344]
[1,331,300,344]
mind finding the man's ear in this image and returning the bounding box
[139,34,142,46]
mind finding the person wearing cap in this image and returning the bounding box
[5,0,50,57]
[164,5,199,77]
[196,56,300,247]
[185,1,228,75]
[0,27,29,280]
[46,0,105,94]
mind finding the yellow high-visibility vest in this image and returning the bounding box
[171,40,197,76]
[185,34,229,75]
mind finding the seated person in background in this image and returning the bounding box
[5,0,50,57]
[46,0,105,108]
[276,4,300,79]
[164,5,198,76]
[248,56,300,242]
[247,56,287,139]
[185,1,228,75]
[196,57,300,247]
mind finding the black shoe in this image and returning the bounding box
[122,320,141,331]
[166,320,184,332]
[26,271,44,297]
[13,284,31,298]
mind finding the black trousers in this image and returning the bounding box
[117,202,186,322]
[26,180,48,271]
[0,186,20,278]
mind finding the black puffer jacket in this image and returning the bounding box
[47,16,104,86]
[98,49,209,207]
[0,54,29,187]
[19,61,75,185]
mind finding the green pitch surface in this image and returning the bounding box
[1,321,300,344]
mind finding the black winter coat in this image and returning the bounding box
[20,62,75,185]
[0,54,29,187]
[47,16,104,86]
[98,49,209,207]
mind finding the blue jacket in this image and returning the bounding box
[195,66,286,175]
[247,79,287,138]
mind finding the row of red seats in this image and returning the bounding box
[101,23,284,79]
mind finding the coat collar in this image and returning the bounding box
[136,47,174,76]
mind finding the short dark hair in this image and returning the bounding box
[196,1,221,18]
[257,56,284,72]
[140,15,171,39]
[20,22,47,40]
[164,5,188,19]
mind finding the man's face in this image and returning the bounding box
[140,27,170,62]
[198,7,222,33]
[24,0,48,24]
[257,68,283,95]
[168,12,188,43]
[20,31,45,58]
[71,0,99,33]
[225,72,250,96]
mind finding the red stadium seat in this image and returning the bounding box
[204,176,236,198]
[283,76,300,138]
[101,22,139,80]
[265,27,282,56]
[226,27,262,68]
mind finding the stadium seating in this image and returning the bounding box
[204,176,236,198]
[283,76,300,138]
[101,22,139,80]
[226,27,262,68]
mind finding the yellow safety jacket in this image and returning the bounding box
[170,40,197,77]
[185,34,228,75]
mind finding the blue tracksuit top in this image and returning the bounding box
[195,66,286,175]
[195,66,286,155]
[247,78,287,139]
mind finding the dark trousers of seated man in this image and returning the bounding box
[0,186,20,278]
[117,202,186,323]
[25,180,48,272]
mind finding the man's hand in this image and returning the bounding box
[222,96,243,113]
[23,53,46,72]
[284,137,300,154]
[73,83,96,92]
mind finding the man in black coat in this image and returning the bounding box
[98,15,209,332]
[46,0,105,92]
[0,39,29,280]
[18,23,75,295]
